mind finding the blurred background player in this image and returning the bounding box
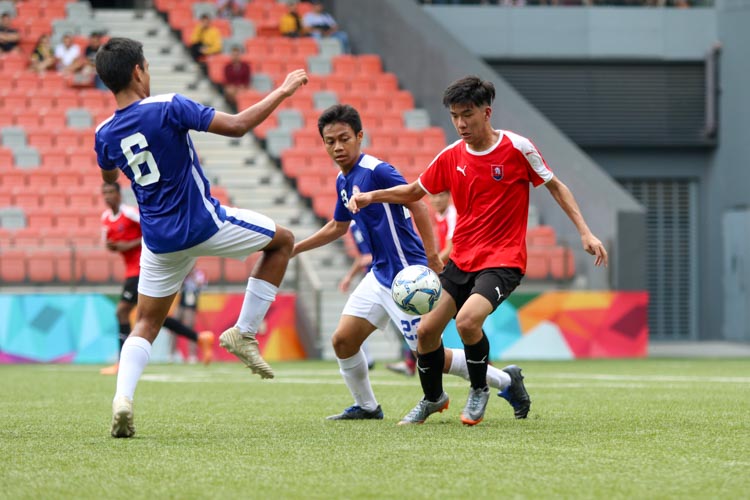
[170,266,209,364]
[430,191,456,265]
[99,182,214,375]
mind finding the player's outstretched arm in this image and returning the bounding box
[545,177,608,267]
[348,181,425,214]
[208,69,308,137]
[292,219,349,258]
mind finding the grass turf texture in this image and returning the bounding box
[1,359,748,499]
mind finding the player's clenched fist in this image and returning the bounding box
[280,69,308,97]
[348,192,372,214]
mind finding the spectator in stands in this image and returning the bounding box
[189,14,223,62]
[279,1,309,38]
[95,37,308,438]
[29,34,56,73]
[216,0,246,18]
[0,12,20,53]
[54,33,86,75]
[99,181,215,376]
[223,45,251,109]
[349,76,608,425]
[302,0,350,53]
[84,32,108,90]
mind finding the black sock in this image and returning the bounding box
[118,323,130,355]
[417,344,445,402]
[464,333,490,390]
[163,316,198,342]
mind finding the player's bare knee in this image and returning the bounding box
[331,330,359,358]
[455,314,483,339]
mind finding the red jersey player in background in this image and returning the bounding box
[350,75,607,426]
[430,191,456,265]
[99,182,214,375]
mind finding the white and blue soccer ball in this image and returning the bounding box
[391,265,442,316]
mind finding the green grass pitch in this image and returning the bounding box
[1,359,748,499]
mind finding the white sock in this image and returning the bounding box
[114,336,152,401]
[448,348,511,390]
[236,278,277,335]
[337,349,378,411]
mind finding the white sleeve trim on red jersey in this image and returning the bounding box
[417,177,435,196]
[120,204,140,224]
[504,130,554,185]
[446,204,457,240]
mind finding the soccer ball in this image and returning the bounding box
[391,265,442,316]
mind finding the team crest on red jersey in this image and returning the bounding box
[491,164,504,181]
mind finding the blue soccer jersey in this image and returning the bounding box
[350,221,373,273]
[334,154,427,288]
[94,93,223,254]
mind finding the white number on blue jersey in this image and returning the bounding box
[120,133,160,186]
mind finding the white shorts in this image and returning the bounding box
[342,271,422,351]
[138,206,275,298]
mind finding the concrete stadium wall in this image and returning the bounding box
[331,0,645,291]
[424,5,717,61]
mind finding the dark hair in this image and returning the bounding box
[442,76,495,109]
[317,104,362,137]
[102,181,120,192]
[95,37,145,94]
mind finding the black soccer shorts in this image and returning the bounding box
[440,260,523,314]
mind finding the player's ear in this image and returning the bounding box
[484,105,492,121]
[356,130,364,143]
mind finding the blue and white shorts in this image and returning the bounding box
[138,206,275,298]
[342,271,422,351]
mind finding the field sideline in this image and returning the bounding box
[1,359,748,499]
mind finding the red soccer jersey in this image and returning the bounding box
[418,130,553,273]
[101,204,142,278]
[432,204,457,252]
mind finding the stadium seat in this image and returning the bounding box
[54,247,78,283]
[0,248,26,282]
[0,169,27,189]
[223,254,258,283]
[26,249,57,283]
[525,247,550,280]
[549,247,576,280]
[527,225,557,247]
[196,256,222,282]
[12,189,40,208]
[78,247,114,283]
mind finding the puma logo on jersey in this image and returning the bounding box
[456,165,467,176]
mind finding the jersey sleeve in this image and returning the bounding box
[514,135,553,188]
[371,162,407,189]
[167,94,217,132]
[418,149,451,195]
[333,176,352,222]
[94,132,117,171]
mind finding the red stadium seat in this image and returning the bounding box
[25,207,55,228]
[0,249,26,282]
[527,225,557,247]
[78,247,114,283]
[549,247,576,280]
[525,247,550,280]
[12,189,41,209]
[10,228,42,248]
[195,256,222,282]
[55,247,79,283]
[223,254,259,283]
[26,249,57,282]
[0,169,27,189]
[357,54,383,75]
